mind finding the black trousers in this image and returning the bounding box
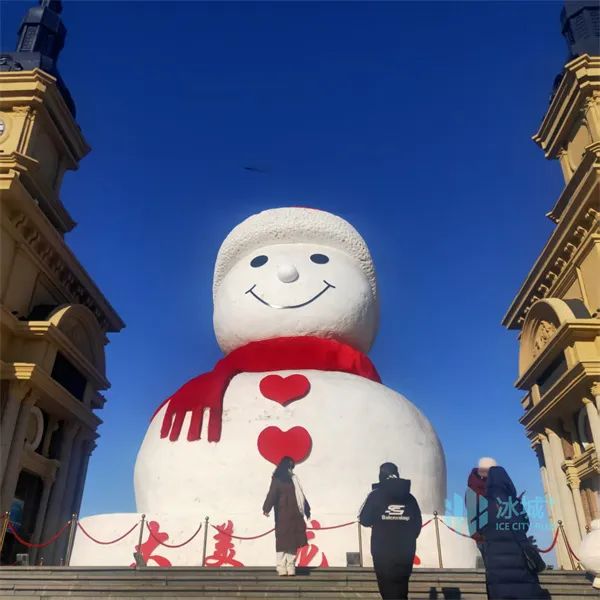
[373,555,411,600]
[375,571,409,599]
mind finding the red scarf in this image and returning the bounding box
[153,336,381,442]
[467,469,487,498]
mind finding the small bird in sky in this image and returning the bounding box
[243,164,270,174]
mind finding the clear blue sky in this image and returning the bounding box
[3,1,566,551]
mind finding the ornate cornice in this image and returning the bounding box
[570,445,600,479]
[2,182,124,333]
[533,55,600,159]
[0,152,76,234]
[503,178,600,330]
[0,306,110,391]
[0,69,89,162]
[548,146,600,224]
[12,208,111,328]
[516,320,600,390]
[561,461,581,489]
[520,358,600,431]
[0,360,101,430]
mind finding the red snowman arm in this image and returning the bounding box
[154,373,225,442]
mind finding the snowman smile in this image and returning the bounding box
[245,280,336,309]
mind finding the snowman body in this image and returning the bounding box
[134,370,446,519]
[70,208,477,568]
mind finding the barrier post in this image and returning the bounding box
[133,514,146,568]
[558,520,577,570]
[201,516,210,567]
[357,522,363,567]
[433,511,443,568]
[64,514,78,566]
[0,512,9,557]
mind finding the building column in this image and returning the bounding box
[40,416,59,458]
[539,432,571,568]
[29,473,55,565]
[70,439,96,519]
[583,396,600,450]
[39,421,79,564]
[52,432,86,562]
[0,393,36,513]
[592,382,600,413]
[563,417,582,458]
[534,438,557,522]
[546,427,583,555]
[0,383,31,485]
[564,469,588,537]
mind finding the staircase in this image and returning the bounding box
[0,567,597,599]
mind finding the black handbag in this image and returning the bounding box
[517,536,546,574]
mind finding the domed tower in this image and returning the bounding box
[0,2,124,565]
[503,0,600,570]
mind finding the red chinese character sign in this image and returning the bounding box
[204,521,244,567]
[297,520,329,567]
[130,521,172,567]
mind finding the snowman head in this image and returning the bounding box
[213,207,379,354]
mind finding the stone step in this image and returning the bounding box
[0,567,596,599]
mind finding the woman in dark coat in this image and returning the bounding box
[482,466,547,599]
[262,456,310,576]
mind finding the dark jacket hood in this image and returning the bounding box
[486,466,517,501]
[379,477,411,502]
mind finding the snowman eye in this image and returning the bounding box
[310,253,329,264]
[250,255,268,268]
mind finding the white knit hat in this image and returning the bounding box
[478,457,498,469]
[213,207,377,300]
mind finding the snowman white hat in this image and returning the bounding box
[213,207,377,300]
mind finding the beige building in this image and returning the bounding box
[503,3,600,570]
[0,1,123,565]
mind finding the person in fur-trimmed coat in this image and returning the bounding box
[482,466,548,600]
[262,456,310,576]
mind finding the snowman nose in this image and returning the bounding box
[277,264,299,283]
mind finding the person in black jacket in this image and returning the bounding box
[359,463,422,600]
[482,466,548,600]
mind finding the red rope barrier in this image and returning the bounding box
[421,518,433,529]
[77,521,138,545]
[211,524,275,540]
[7,520,70,549]
[537,529,559,554]
[145,521,203,548]
[438,518,473,539]
[210,518,357,540]
[563,534,580,562]
[307,520,356,531]
[438,519,561,556]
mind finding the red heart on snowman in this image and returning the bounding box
[257,426,312,465]
[259,374,310,406]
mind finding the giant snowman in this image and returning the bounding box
[71,208,477,568]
